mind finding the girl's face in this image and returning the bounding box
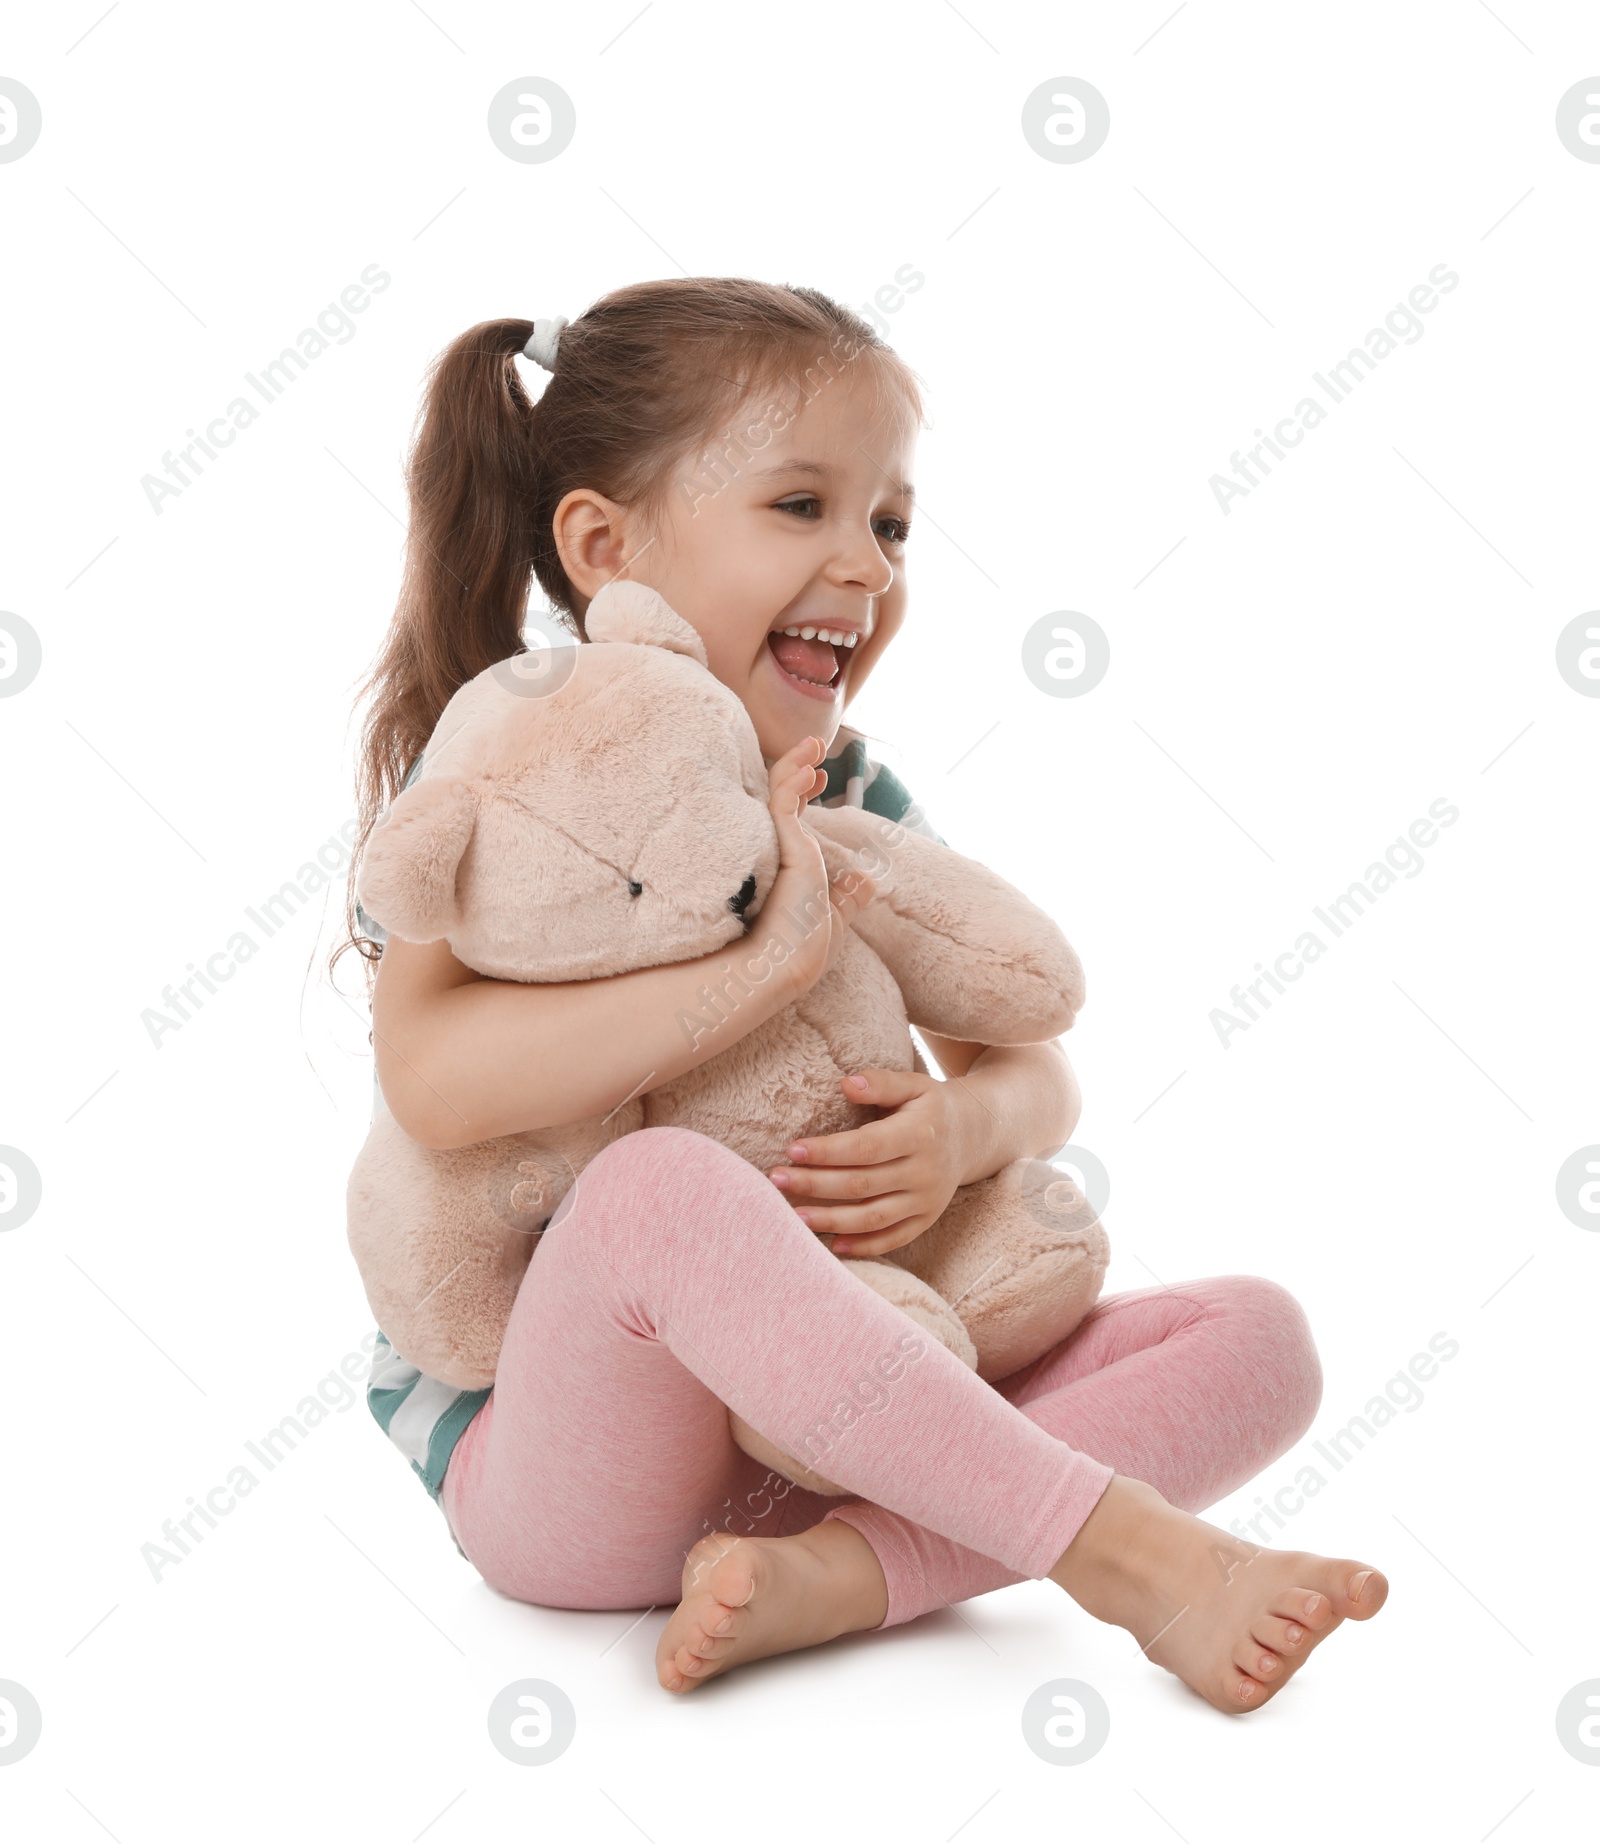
[560,370,918,764]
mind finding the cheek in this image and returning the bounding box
[874,591,906,644]
[719,573,811,673]
[658,532,797,671]
[853,596,905,676]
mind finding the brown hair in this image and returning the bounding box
[337,276,923,976]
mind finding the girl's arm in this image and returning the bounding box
[371,928,809,1149]
[372,738,873,1150]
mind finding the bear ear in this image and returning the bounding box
[585,580,709,666]
[357,778,480,943]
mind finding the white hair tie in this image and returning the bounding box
[523,316,568,371]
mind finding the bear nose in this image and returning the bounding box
[728,873,757,917]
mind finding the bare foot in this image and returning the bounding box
[655,1519,889,1692]
[1050,1476,1388,1713]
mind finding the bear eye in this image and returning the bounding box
[627,879,642,897]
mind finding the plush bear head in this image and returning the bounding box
[357,582,780,982]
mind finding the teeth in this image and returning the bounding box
[773,625,858,647]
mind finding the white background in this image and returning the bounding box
[3,0,1597,1837]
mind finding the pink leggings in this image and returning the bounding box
[442,1127,1322,1627]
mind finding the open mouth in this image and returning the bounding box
[766,624,858,698]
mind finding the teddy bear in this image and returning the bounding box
[347,580,1109,1493]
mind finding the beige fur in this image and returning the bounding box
[348,581,1109,1492]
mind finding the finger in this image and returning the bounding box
[768,735,824,798]
[772,766,824,823]
[784,1124,879,1167]
[831,1210,933,1258]
[785,1111,916,1167]
[792,1193,922,1241]
[838,1068,934,1108]
[767,742,824,816]
[771,734,824,779]
[788,735,827,771]
[770,1157,919,1201]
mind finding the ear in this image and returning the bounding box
[585,580,709,666]
[357,778,480,943]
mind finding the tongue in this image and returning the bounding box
[769,632,839,685]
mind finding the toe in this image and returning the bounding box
[1341,1565,1388,1618]
[1272,1584,1338,1633]
[1251,1614,1309,1659]
[684,1626,738,1662]
[1221,1667,1267,1711]
[1232,1635,1283,1683]
[707,1547,759,1612]
[704,1603,742,1639]
[1297,1559,1388,1623]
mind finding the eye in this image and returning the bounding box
[776,497,910,545]
[628,879,642,896]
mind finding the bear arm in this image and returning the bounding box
[804,805,1084,1043]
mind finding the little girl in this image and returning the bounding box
[346,279,1387,1714]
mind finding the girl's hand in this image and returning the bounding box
[768,1067,986,1257]
[758,736,875,997]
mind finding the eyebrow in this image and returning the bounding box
[749,459,915,502]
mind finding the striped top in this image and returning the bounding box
[362,723,941,1513]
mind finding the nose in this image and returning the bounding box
[829,520,895,599]
[728,873,757,917]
